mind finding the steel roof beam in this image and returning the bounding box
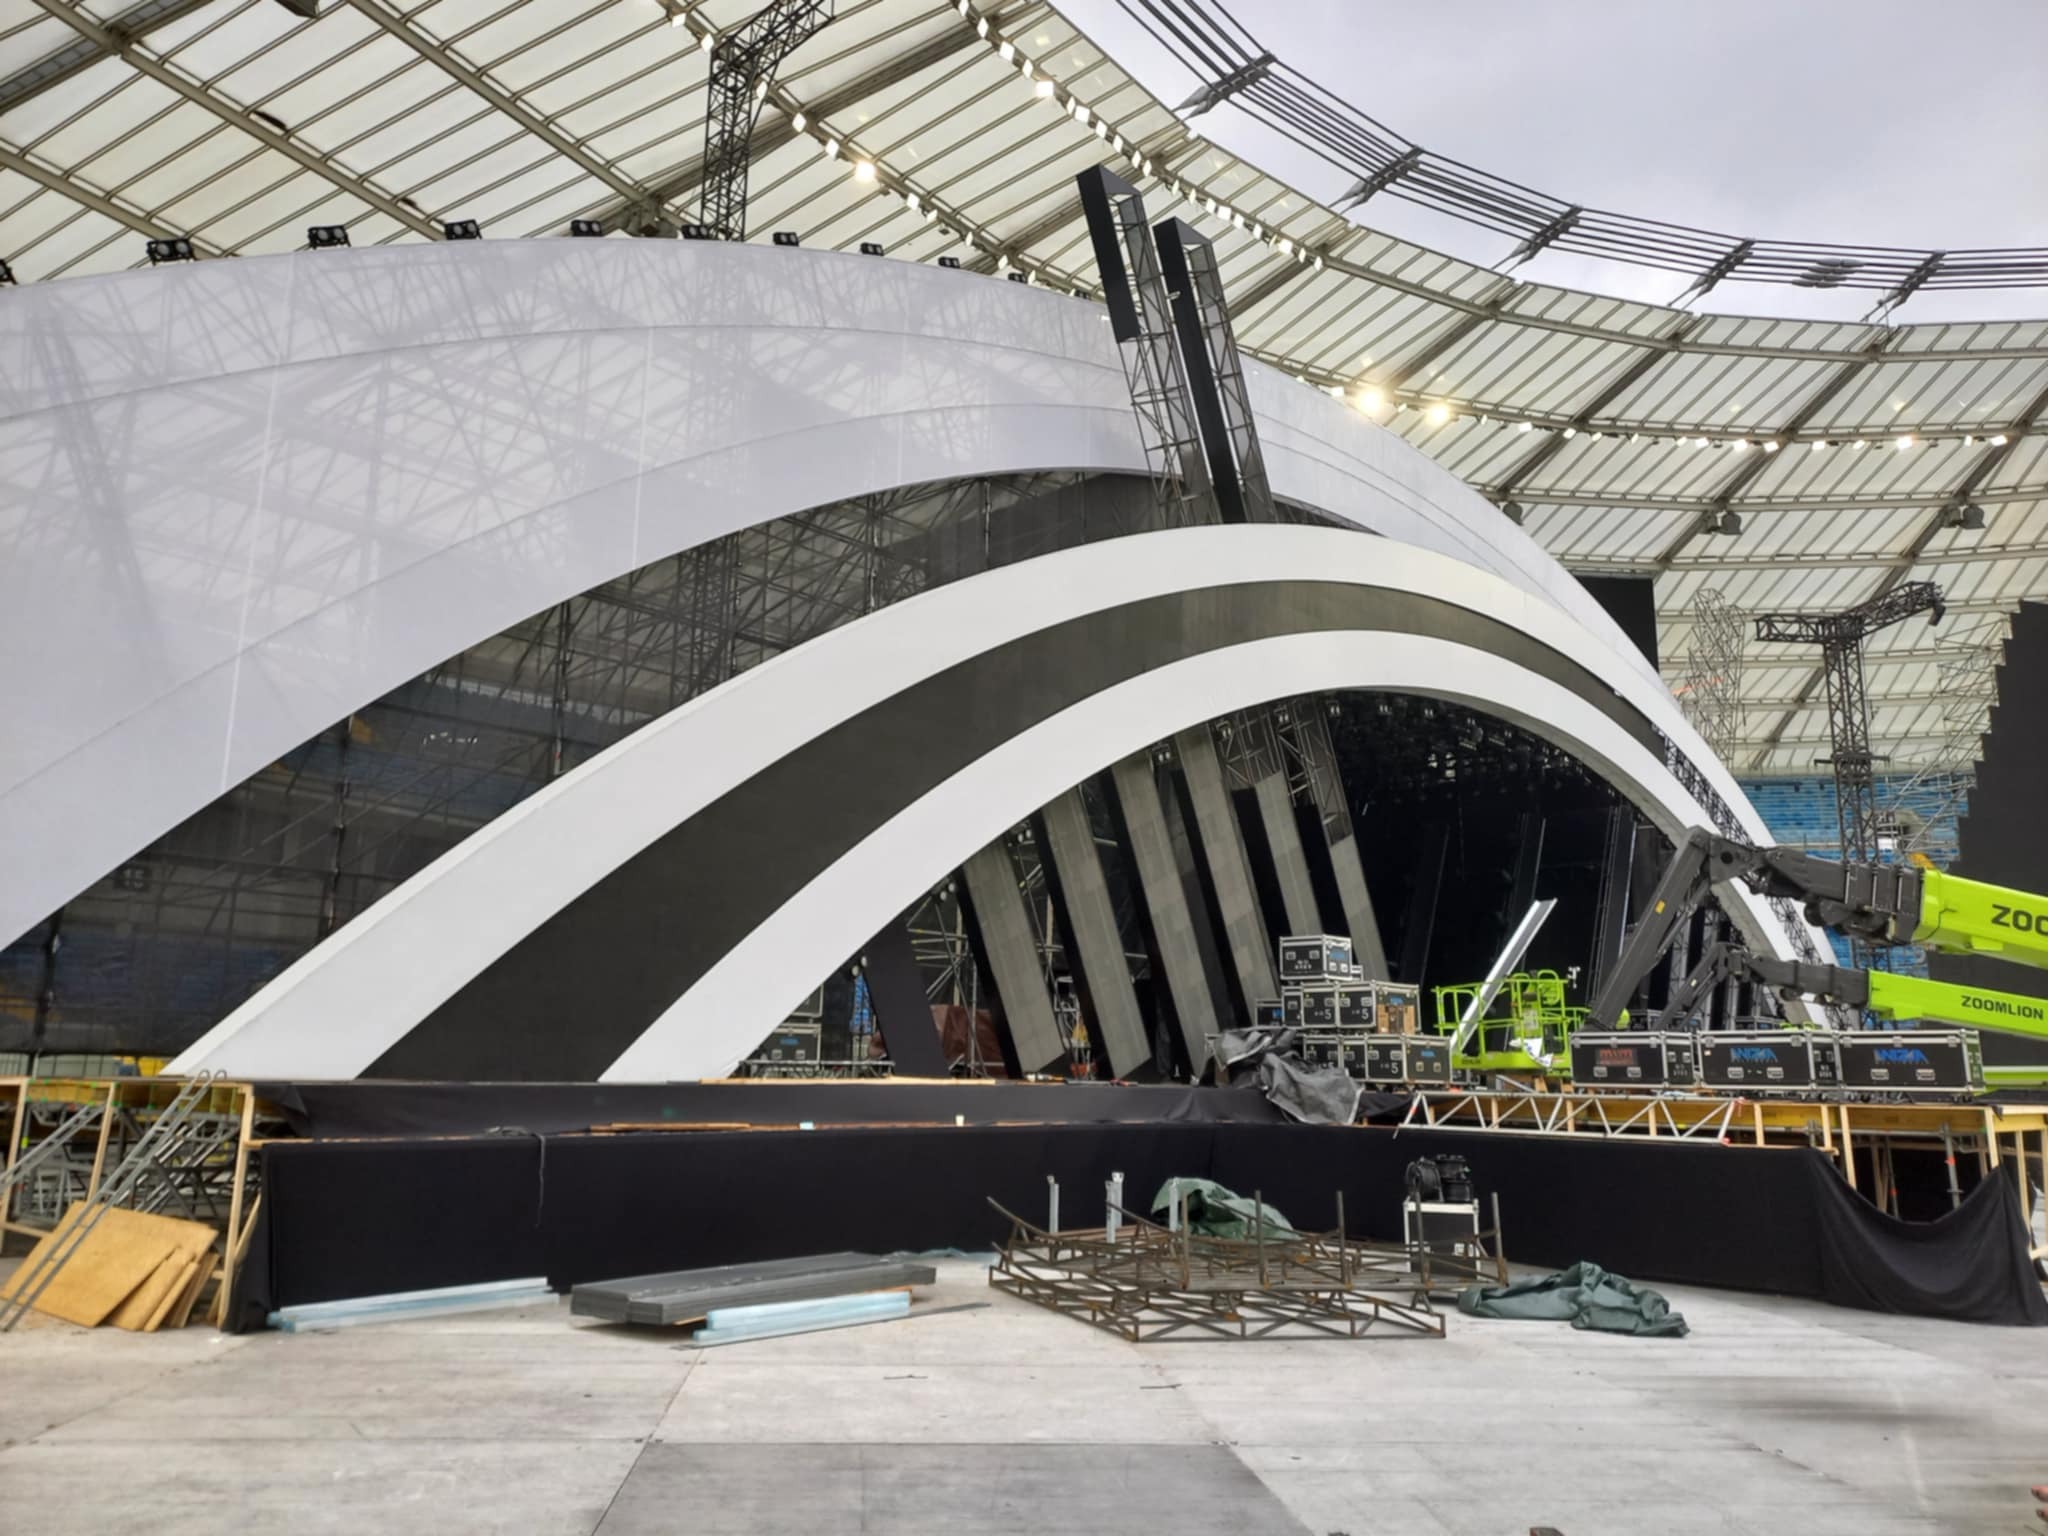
[28,0,443,241]
[338,0,650,210]
[0,138,220,251]
[1530,481,2043,516]
[1488,316,1701,500]
[1651,341,1896,573]
[0,0,214,117]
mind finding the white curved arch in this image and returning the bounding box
[169,523,1815,1081]
[1,239,1671,948]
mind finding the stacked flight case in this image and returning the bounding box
[1568,1031,1699,1090]
[1267,933,1442,1086]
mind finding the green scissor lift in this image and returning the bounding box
[1432,969,1587,1076]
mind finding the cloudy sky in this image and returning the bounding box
[1058,0,2048,323]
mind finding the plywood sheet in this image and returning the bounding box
[0,1204,217,1329]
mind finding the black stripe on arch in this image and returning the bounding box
[367,580,1657,1080]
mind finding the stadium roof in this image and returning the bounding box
[2,0,2042,774]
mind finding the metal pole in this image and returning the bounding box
[1046,1174,1059,1235]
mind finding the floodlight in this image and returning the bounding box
[443,220,482,241]
[569,219,603,237]
[1500,499,1525,525]
[937,256,962,269]
[681,224,718,240]
[772,230,800,247]
[306,224,350,248]
[146,237,195,264]
[1006,271,1028,283]
[860,242,885,256]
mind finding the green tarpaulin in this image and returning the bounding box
[1150,1178,1295,1241]
[1458,1262,1689,1337]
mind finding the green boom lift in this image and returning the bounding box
[1585,828,2048,1086]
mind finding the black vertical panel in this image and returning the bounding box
[1507,810,1546,919]
[1588,806,1636,990]
[1574,573,1659,669]
[860,916,950,1078]
[1398,824,1449,984]
[1928,600,2048,1069]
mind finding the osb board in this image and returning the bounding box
[0,1204,216,1329]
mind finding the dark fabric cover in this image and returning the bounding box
[1806,1156,2048,1325]
[1459,1261,1689,1337]
[1254,1053,1362,1125]
[254,1078,1286,1139]
[229,1125,2045,1332]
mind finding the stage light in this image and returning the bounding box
[680,223,717,240]
[1516,421,1532,433]
[146,237,195,264]
[1763,440,1779,452]
[0,257,14,286]
[1930,598,1947,626]
[937,256,962,268]
[860,242,885,256]
[852,159,876,183]
[1358,387,1384,413]
[569,219,603,237]
[1811,439,1827,452]
[1500,499,1525,525]
[442,220,481,241]
[823,137,839,158]
[1991,434,2009,446]
[1561,426,1575,439]
[1946,501,1986,531]
[1036,78,1055,98]
[772,230,800,247]
[792,112,806,131]
[700,30,714,51]
[1730,439,1749,454]
[1424,402,1450,426]
[1007,271,1028,283]
[1896,433,1914,451]
[307,224,350,248]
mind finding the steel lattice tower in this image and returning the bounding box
[699,1,833,242]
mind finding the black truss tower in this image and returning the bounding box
[1754,580,1945,965]
[699,0,833,242]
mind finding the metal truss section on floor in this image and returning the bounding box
[988,1202,1445,1343]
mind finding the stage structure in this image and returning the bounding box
[0,235,1825,1079]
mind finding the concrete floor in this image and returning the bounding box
[1,1257,2044,1536]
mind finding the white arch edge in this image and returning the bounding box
[169,524,1809,1080]
[604,629,1776,1081]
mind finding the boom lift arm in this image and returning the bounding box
[1587,827,2048,1039]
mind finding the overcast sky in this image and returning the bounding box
[1058,0,2048,324]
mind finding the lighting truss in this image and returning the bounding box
[699,0,835,242]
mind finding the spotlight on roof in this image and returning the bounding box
[680,223,718,241]
[772,230,800,247]
[1702,510,1741,536]
[936,256,963,269]
[442,220,482,241]
[306,224,350,249]
[1930,596,1948,626]
[569,219,604,237]
[1500,499,1525,525]
[1006,271,1028,283]
[0,258,15,287]
[145,237,195,264]
[859,242,885,257]
[1945,500,1987,531]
